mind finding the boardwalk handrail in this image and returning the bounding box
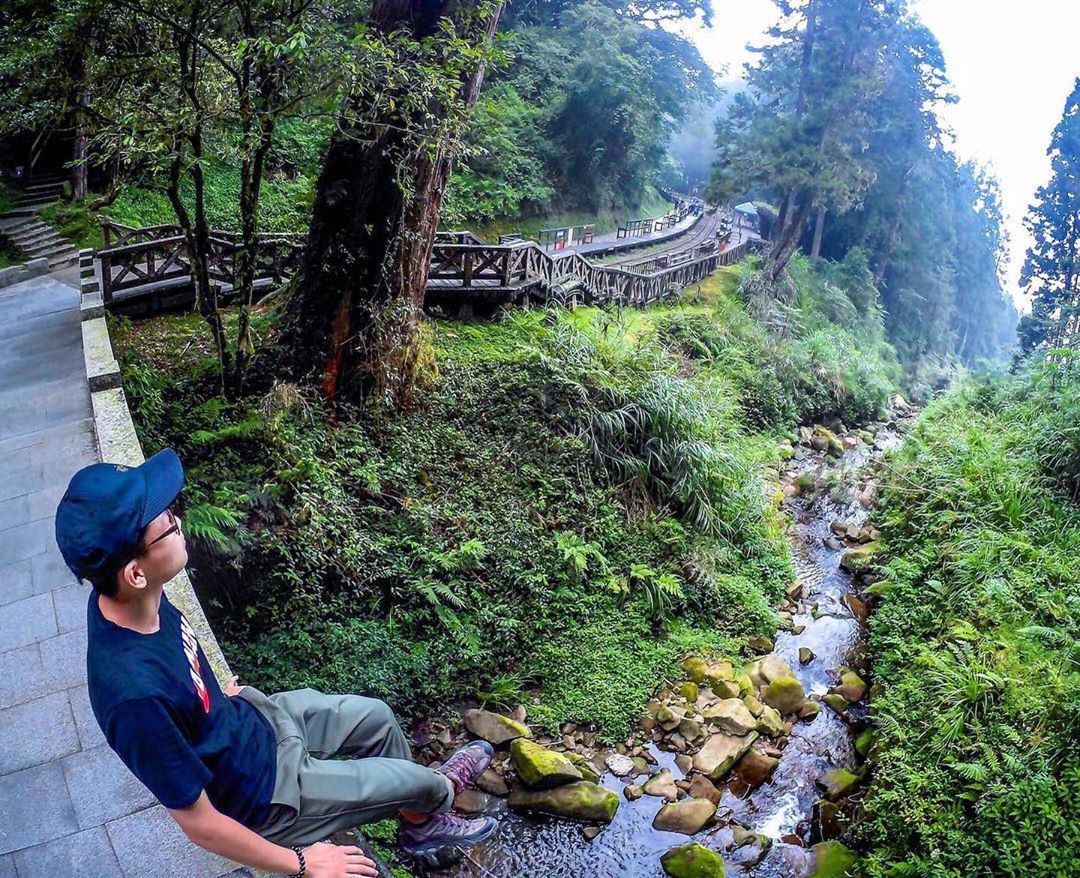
[97,227,304,304]
[94,209,749,314]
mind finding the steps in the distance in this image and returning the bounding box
[0,181,80,274]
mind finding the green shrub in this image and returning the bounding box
[861,380,1080,877]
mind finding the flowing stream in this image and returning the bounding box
[433,416,909,878]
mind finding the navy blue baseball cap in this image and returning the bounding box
[54,448,185,579]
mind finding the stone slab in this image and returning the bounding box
[0,495,31,532]
[38,628,88,692]
[31,549,79,593]
[106,806,239,878]
[0,691,80,774]
[67,684,106,750]
[11,825,121,878]
[52,583,91,633]
[0,643,46,710]
[0,559,34,608]
[62,743,156,830]
[0,518,53,566]
[82,317,120,392]
[0,592,57,652]
[0,762,78,854]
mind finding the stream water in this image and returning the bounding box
[434,417,908,878]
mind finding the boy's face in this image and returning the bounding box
[134,508,189,588]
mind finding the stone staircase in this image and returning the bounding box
[0,176,79,272]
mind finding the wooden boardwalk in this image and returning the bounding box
[90,205,754,320]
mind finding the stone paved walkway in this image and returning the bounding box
[0,273,250,877]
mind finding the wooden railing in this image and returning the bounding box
[96,210,750,315]
[97,225,303,304]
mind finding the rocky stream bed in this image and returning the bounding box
[404,401,916,878]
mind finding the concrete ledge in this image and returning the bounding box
[0,255,50,289]
[82,317,121,391]
[81,289,104,321]
[90,387,233,685]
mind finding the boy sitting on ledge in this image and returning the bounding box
[55,448,497,878]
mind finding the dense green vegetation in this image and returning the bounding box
[443,0,715,226]
[113,256,897,738]
[861,368,1080,876]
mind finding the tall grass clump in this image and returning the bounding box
[661,251,900,430]
[861,378,1080,877]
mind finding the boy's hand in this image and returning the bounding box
[223,676,244,697]
[302,842,378,877]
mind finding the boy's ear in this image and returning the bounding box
[119,558,148,592]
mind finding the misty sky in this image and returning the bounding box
[680,0,1080,306]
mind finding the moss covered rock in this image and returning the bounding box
[823,693,849,715]
[756,704,786,737]
[508,781,619,823]
[704,660,735,687]
[510,738,582,789]
[711,679,742,699]
[677,681,700,703]
[839,542,879,573]
[833,671,867,702]
[816,768,860,800]
[808,841,856,877]
[567,752,600,783]
[660,842,725,878]
[761,676,807,715]
[682,656,709,684]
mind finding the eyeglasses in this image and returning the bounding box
[143,508,181,551]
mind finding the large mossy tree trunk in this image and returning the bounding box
[281,0,502,409]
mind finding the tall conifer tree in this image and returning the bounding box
[1019,78,1080,353]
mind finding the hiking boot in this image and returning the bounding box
[399,812,499,857]
[435,740,494,795]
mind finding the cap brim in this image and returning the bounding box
[138,448,185,529]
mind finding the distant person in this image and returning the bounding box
[55,449,498,878]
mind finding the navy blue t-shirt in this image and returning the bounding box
[87,592,276,826]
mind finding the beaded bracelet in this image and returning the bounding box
[288,845,306,878]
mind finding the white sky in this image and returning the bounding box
[680,0,1080,306]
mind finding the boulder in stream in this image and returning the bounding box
[756,704,786,737]
[761,676,807,715]
[643,768,679,800]
[703,698,758,736]
[833,670,867,702]
[660,842,726,878]
[687,773,722,805]
[605,753,635,777]
[734,749,779,787]
[839,542,879,573]
[692,731,758,780]
[508,781,619,823]
[510,738,582,789]
[653,798,717,834]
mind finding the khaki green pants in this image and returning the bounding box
[237,687,454,846]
